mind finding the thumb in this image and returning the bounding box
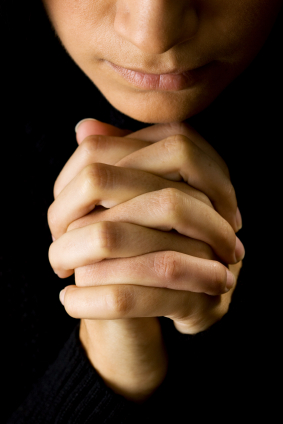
[75,118,132,144]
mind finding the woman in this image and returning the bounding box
[2,0,282,422]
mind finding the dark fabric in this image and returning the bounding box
[1,4,281,423]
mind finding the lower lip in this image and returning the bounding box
[106,62,203,91]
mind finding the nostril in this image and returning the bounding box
[114,1,199,54]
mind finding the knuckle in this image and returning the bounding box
[105,286,134,317]
[153,252,180,285]
[163,134,189,157]
[157,187,180,217]
[80,163,114,193]
[80,135,103,156]
[92,221,119,257]
[209,262,227,292]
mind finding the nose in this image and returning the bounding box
[114,0,199,54]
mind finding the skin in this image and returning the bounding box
[43,0,282,402]
[49,120,242,401]
[42,0,282,123]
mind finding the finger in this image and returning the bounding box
[68,188,244,265]
[49,220,219,277]
[75,251,235,295]
[54,135,150,198]
[75,118,131,144]
[60,283,225,334]
[75,120,228,178]
[73,121,234,228]
[59,121,228,200]
[116,135,238,231]
[49,163,212,239]
[127,122,229,178]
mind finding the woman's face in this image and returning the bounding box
[42,0,282,123]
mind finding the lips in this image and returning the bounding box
[106,61,207,91]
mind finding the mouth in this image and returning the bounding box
[105,61,211,91]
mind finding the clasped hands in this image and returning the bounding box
[48,120,244,335]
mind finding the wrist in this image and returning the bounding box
[80,318,168,403]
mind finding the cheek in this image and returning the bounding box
[199,0,281,62]
[42,0,114,57]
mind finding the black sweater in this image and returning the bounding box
[2,11,281,421]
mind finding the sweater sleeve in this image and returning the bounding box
[6,324,147,424]
[5,268,259,423]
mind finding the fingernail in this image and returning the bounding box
[235,237,245,262]
[236,207,242,231]
[59,288,66,305]
[75,118,97,133]
[225,269,235,291]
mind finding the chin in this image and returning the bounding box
[118,105,195,124]
[101,88,218,124]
